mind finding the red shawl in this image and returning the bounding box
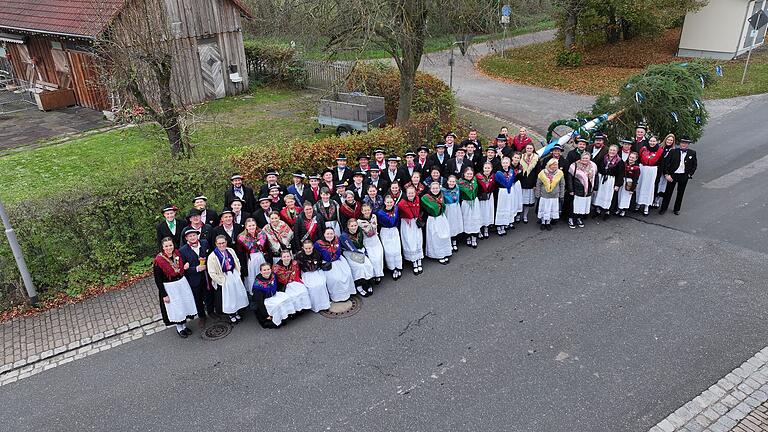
[340,201,362,221]
[273,260,303,285]
[154,250,184,279]
[398,196,421,219]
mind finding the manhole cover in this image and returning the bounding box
[319,296,363,319]
[201,321,232,340]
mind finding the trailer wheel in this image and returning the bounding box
[336,125,352,136]
[313,127,321,134]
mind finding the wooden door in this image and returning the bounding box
[197,41,226,100]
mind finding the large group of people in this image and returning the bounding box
[153,124,698,337]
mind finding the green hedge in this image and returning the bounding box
[243,40,306,87]
[0,159,232,310]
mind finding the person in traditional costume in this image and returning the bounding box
[258,168,288,199]
[292,201,322,251]
[230,197,250,229]
[442,175,463,252]
[272,250,313,318]
[593,144,624,220]
[263,212,293,262]
[655,133,676,208]
[363,184,384,212]
[225,173,256,213]
[460,129,482,153]
[562,138,588,223]
[633,123,649,153]
[494,157,516,236]
[236,218,268,293]
[476,162,497,239]
[660,136,697,216]
[566,152,597,228]
[268,185,285,212]
[183,208,211,246]
[279,194,300,227]
[388,182,404,205]
[207,235,249,324]
[358,203,385,284]
[445,146,468,178]
[512,127,533,152]
[519,144,540,224]
[385,155,406,187]
[321,169,335,192]
[588,132,609,163]
[211,208,241,248]
[192,195,218,227]
[426,142,448,174]
[314,227,357,301]
[253,196,274,229]
[398,186,425,275]
[339,190,362,228]
[154,237,199,338]
[636,135,664,215]
[349,170,367,201]
[357,153,371,174]
[332,183,347,205]
[421,181,452,264]
[332,154,353,185]
[367,166,389,196]
[495,133,513,159]
[482,145,501,173]
[444,132,458,159]
[375,195,404,280]
[250,263,280,329]
[295,240,332,312]
[303,174,322,205]
[179,227,211,327]
[508,152,524,222]
[415,146,430,173]
[403,151,419,178]
[314,187,341,237]
[423,166,444,190]
[458,167,482,248]
[340,219,376,296]
[620,138,633,162]
[287,171,307,207]
[464,141,482,173]
[535,158,565,230]
[406,171,426,196]
[373,148,387,171]
[156,204,186,249]
[616,152,640,217]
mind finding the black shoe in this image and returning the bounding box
[576,218,584,228]
[523,219,529,224]
[177,330,188,339]
[568,219,576,229]
[540,224,546,231]
[673,210,680,215]
[545,224,552,231]
[602,213,609,221]
[659,209,666,215]
[182,327,193,336]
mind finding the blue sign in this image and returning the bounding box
[501,5,512,17]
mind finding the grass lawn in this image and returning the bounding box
[0,88,324,204]
[253,17,556,61]
[478,28,768,99]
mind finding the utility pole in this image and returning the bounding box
[0,200,38,305]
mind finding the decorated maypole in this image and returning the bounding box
[540,61,718,156]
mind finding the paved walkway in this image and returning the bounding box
[418,30,596,134]
[0,104,109,152]
[0,277,162,386]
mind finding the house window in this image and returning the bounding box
[743,0,768,49]
[50,48,72,89]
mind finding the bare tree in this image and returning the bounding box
[93,0,192,158]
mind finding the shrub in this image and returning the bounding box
[555,50,582,67]
[243,40,306,87]
[0,158,232,310]
[231,126,409,183]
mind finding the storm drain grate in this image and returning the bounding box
[201,321,233,340]
[319,296,363,319]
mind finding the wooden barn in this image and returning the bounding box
[0,0,252,111]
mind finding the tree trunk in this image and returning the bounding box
[394,0,427,126]
[155,55,189,158]
[163,117,185,157]
[606,5,620,44]
[396,64,416,125]
[564,10,578,50]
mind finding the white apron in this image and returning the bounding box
[618,179,634,209]
[425,215,452,259]
[445,202,463,237]
[162,278,198,323]
[344,251,375,281]
[245,252,266,293]
[538,197,560,221]
[300,270,331,312]
[495,187,514,226]
[573,196,591,215]
[379,226,403,270]
[657,172,668,194]
[284,281,313,312]
[636,165,658,206]
[593,174,616,209]
[521,188,536,205]
[324,258,356,302]
[264,292,293,326]
[363,234,385,278]
[478,198,495,227]
[221,272,250,314]
[461,198,482,234]
[400,218,424,262]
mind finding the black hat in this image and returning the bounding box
[436,142,447,149]
[552,144,564,151]
[292,170,306,178]
[192,195,208,202]
[486,145,497,152]
[229,197,245,206]
[264,168,279,177]
[593,132,606,140]
[220,207,235,216]
[373,148,385,155]
[496,134,508,142]
[417,145,429,153]
[357,153,370,160]
[161,204,178,213]
[182,226,201,237]
[258,195,271,203]
[230,173,243,181]
[353,170,365,177]
[268,185,281,191]
[369,166,381,172]
[636,122,648,130]
[336,154,347,161]
[445,132,457,139]
[454,146,466,152]
[335,182,347,189]
[386,155,401,162]
[321,168,334,176]
[404,151,416,158]
[620,138,633,145]
[576,137,589,144]
[680,136,693,144]
[308,173,321,180]
[186,208,202,218]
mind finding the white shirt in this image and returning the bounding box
[191,244,201,257]
[621,150,630,162]
[224,226,234,238]
[592,147,602,158]
[675,151,687,174]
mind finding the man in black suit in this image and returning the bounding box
[229,198,250,229]
[445,146,469,177]
[481,146,501,173]
[156,204,186,249]
[210,208,241,248]
[633,123,649,153]
[183,208,212,246]
[332,154,354,185]
[179,227,212,323]
[192,195,218,227]
[258,168,288,199]
[589,132,609,163]
[402,151,419,179]
[415,146,430,174]
[426,142,448,175]
[384,155,407,186]
[460,128,482,152]
[660,137,698,215]
[464,141,482,172]
[253,196,274,228]
[444,132,458,159]
[349,170,367,201]
[224,173,257,213]
[366,167,389,196]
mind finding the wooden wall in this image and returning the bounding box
[68,51,110,110]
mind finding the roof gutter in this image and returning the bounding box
[0,25,95,40]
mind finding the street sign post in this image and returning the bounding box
[0,199,38,305]
[500,5,511,58]
[742,9,768,84]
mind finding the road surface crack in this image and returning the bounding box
[399,312,435,337]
